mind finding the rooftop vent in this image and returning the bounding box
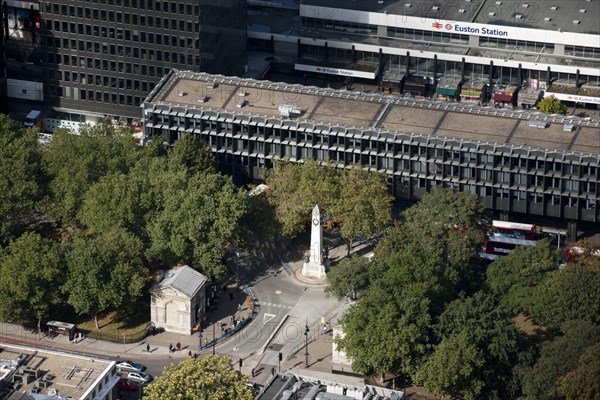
[495,1,502,4]
[465,0,472,2]
[544,17,552,21]
[579,9,586,12]
[459,8,466,13]
[377,0,384,4]
[489,11,496,16]
[573,20,581,24]
[432,6,439,10]
[550,5,558,10]
[405,3,412,8]
[522,3,529,8]
[515,14,523,19]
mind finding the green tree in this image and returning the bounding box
[143,355,254,400]
[435,292,525,398]
[396,187,488,290]
[63,228,147,329]
[265,159,338,237]
[78,171,152,239]
[558,341,600,400]
[336,282,432,378]
[0,232,63,331]
[325,255,372,300]
[486,240,558,314]
[0,114,43,245]
[42,125,140,224]
[168,133,217,175]
[332,166,393,254]
[538,95,567,115]
[522,320,600,400]
[146,171,248,278]
[530,260,600,331]
[415,331,485,400]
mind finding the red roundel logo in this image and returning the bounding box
[445,23,453,30]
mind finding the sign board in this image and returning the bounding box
[545,92,600,105]
[295,63,378,80]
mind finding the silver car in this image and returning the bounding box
[116,361,145,373]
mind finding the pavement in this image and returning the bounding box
[0,234,373,384]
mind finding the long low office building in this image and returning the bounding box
[142,70,600,229]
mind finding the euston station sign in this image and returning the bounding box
[432,21,509,37]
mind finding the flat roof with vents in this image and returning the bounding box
[144,70,600,156]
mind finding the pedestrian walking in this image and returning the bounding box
[169,343,173,353]
[251,368,255,377]
[177,341,181,351]
[271,367,276,376]
[188,350,192,357]
[146,343,150,353]
[229,292,234,301]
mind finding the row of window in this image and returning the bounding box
[149,117,599,178]
[44,1,198,15]
[44,51,192,76]
[44,20,197,45]
[47,85,144,107]
[48,69,156,93]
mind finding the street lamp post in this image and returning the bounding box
[212,320,216,355]
[304,322,310,368]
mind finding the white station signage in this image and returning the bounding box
[295,63,378,80]
[546,92,600,105]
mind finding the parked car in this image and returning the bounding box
[126,372,153,385]
[116,361,145,373]
[116,379,138,392]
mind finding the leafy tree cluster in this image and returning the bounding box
[0,121,251,329]
[333,186,600,399]
[143,355,254,400]
[265,159,393,249]
[537,95,567,115]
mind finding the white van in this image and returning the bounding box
[24,110,42,128]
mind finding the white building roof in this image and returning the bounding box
[152,265,207,298]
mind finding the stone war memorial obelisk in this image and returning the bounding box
[301,205,327,280]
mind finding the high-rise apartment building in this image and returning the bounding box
[1,0,247,120]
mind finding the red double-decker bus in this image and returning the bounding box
[480,220,537,260]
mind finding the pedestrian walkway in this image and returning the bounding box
[0,282,255,359]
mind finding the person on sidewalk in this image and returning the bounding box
[177,341,181,351]
[146,343,150,353]
[169,343,173,353]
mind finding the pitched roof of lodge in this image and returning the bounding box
[152,265,207,298]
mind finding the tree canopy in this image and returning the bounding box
[537,95,567,115]
[265,159,392,243]
[0,232,63,329]
[143,356,254,400]
[42,125,140,224]
[558,341,600,400]
[325,255,372,300]
[0,114,43,245]
[63,228,147,328]
[486,240,559,314]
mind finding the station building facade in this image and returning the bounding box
[248,0,600,107]
[142,70,600,228]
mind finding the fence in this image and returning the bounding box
[80,323,151,344]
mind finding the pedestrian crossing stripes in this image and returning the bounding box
[255,301,293,309]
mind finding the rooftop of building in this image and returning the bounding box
[255,369,404,400]
[144,71,600,158]
[300,0,600,35]
[0,343,115,400]
[152,265,208,298]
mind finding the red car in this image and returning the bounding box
[116,379,138,392]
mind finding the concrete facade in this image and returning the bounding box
[143,70,600,226]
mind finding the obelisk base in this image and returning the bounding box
[302,261,326,280]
